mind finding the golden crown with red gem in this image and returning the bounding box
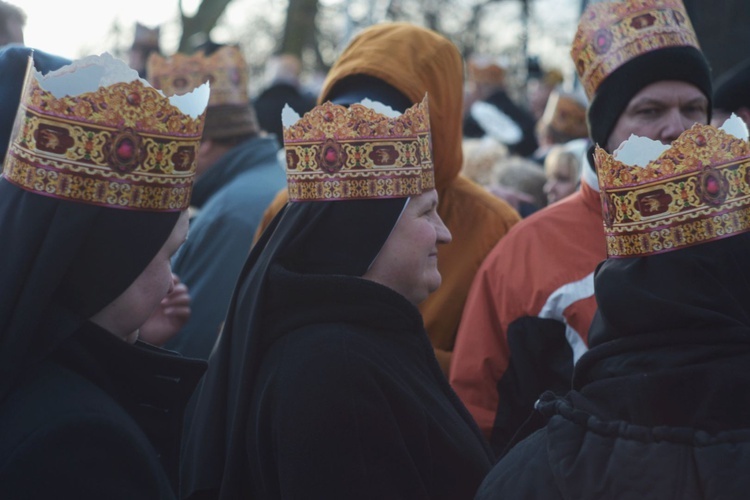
[571,0,700,99]
[2,53,209,211]
[147,45,249,106]
[596,117,750,258]
[282,95,433,202]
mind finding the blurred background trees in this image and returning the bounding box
[116,0,749,99]
[169,0,580,100]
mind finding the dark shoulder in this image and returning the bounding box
[0,362,135,438]
[267,323,383,367]
[259,324,405,394]
[0,363,174,499]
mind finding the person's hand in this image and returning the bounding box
[138,273,191,347]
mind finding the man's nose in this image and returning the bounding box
[660,108,689,144]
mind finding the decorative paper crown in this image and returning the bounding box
[571,0,700,99]
[282,95,433,202]
[596,116,750,258]
[147,45,249,107]
[2,53,209,212]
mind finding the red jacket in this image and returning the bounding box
[450,177,607,455]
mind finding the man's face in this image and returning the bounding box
[606,80,709,152]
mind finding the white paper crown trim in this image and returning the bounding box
[35,52,209,118]
[613,114,749,168]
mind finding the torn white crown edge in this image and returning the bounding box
[33,52,209,119]
[612,114,749,168]
[281,98,401,128]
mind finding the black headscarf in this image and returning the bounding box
[181,79,415,499]
[0,48,182,402]
[586,232,750,349]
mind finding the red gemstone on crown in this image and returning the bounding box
[694,134,706,147]
[126,92,141,106]
[117,139,135,161]
[324,111,334,122]
[706,177,720,195]
[324,147,338,163]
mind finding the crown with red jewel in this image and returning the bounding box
[571,0,700,99]
[282,95,433,202]
[595,117,750,258]
[147,45,248,106]
[2,53,209,211]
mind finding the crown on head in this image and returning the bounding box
[282,95,433,202]
[147,45,249,107]
[596,118,750,258]
[571,0,700,99]
[2,53,209,212]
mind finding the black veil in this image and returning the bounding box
[0,47,182,401]
[182,76,415,499]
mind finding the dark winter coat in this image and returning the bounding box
[248,264,494,499]
[476,232,750,499]
[0,322,205,499]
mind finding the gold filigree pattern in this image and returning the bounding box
[147,45,249,106]
[571,0,699,98]
[596,123,750,258]
[2,57,205,211]
[283,96,434,202]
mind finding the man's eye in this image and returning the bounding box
[683,105,706,115]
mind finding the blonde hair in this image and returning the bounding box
[544,145,581,184]
[495,156,547,208]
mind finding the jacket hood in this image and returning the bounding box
[319,22,464,190]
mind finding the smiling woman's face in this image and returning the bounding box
[362,189,452,305]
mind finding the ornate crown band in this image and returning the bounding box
[147,45,249,106]
[2,54,208,211]
[571,0,699,98]
[282,95,434,202]
[596,122,750,258]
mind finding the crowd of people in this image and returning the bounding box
[2,0,750,498]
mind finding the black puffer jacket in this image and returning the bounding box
[477,331,750,499]
[477,233,750,499]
